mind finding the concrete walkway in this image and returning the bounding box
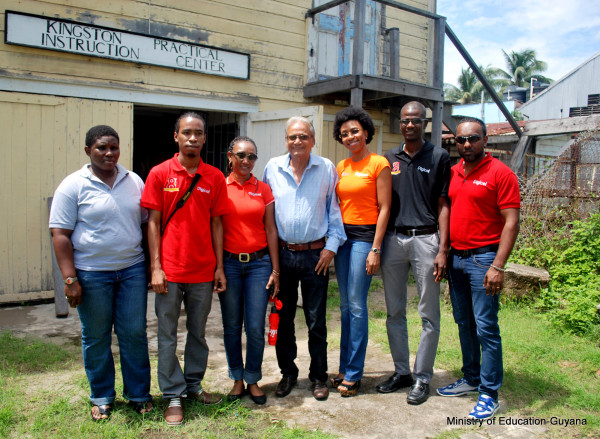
[0,289,547,439]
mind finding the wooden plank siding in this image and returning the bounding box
[0,0,435,300]
[0,91,132,301]
[0,1,312,106]
[382,0,431,84]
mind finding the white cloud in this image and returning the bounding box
[439,0,600,86]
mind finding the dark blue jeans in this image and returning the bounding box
[276,247,329,382]
[448,251,503,400]
[76,260,151,405]
[219,254,272,384]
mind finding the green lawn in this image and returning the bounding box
[355,279,600,438]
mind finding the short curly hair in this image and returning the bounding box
[333,106,375,144]
[85,125,119,147]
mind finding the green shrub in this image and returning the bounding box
[511,212,600,337]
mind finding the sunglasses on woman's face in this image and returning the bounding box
[233,152,258,161]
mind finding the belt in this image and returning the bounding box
[224,247,269,263]
[393,225,438,237]
[450,244,499,256]
[280,238,326,252]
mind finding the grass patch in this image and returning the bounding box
[325,280,600,437]
[0,332,335,439]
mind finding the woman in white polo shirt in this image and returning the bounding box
[49,125,152,421]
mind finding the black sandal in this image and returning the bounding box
[338,380,361,397]
[330,375,344,388]
[127,400,153,414]
[90,404,112,421]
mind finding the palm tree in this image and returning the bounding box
[500,49,553,87]
[444,67,479,104]
[444,65,508,104]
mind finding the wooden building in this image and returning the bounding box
[0,0,443,303]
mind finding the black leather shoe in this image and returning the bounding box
[407,379,430,405]
[275,376,297,398]
[376,373,414,394]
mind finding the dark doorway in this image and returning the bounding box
[133,106,240,181]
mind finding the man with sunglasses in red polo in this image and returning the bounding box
[436,117,520,420]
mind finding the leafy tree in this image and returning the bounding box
[499,48,553,87]
[444,65,507,104]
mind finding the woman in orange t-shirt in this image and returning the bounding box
[220,136,280,405]
[332,107,391,397]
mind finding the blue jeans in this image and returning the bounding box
[76,261,151,406]
[334,239,373,382]
[276,247,329,382]
[448,251,502,400]
[219,254,272,384]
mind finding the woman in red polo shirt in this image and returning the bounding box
[220,136,280,405]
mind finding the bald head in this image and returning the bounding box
[401,101,426,119]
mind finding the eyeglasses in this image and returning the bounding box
[455,135,482,145]
[233,152,258,161]
[339,128,361,139]
[287,134,311,142]
[400,118,425,126]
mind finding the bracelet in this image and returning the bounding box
[272,270,280,276]
[490,264,505,272]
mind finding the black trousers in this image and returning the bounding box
[275,247,329,382]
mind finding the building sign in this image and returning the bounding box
[5,11,250,80]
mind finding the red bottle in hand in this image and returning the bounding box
[268,297,283,346]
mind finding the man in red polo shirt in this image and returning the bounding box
[141,112,229,426]
[437,117,520,420]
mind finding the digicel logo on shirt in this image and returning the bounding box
[164,177,179,192]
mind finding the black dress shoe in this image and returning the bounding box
[407,379,430,405]
[275,376,297,398]
[376,373,414,393]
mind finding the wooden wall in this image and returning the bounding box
[0,91,132,301]
[0,0,314,112]
[0,0,436,300]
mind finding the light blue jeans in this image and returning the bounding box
[448,251,503,400]
[219,254,272,384]
[334,239,373,382]
[76,260,151,406]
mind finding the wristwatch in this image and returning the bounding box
[64,276,78,285]
[370,248,381,254]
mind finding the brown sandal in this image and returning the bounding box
[90,404,112,421]
[338,380,361,397]
[127,400,153,414]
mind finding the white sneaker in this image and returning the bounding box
[468,394,499,419]
[436,378,478,397]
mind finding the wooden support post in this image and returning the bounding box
[431,101,443,148]
[350,0,365,107]
[48,197,69,318]
[389,28,400,80]
[509,135,532,173]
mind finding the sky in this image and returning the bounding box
[438,0,600,87]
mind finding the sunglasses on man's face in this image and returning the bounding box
[455,135,482,145]
[400,118,425,126]
[233,152,258,161]
[287,134,311,142]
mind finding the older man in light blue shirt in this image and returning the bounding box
[263,116,346,401]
